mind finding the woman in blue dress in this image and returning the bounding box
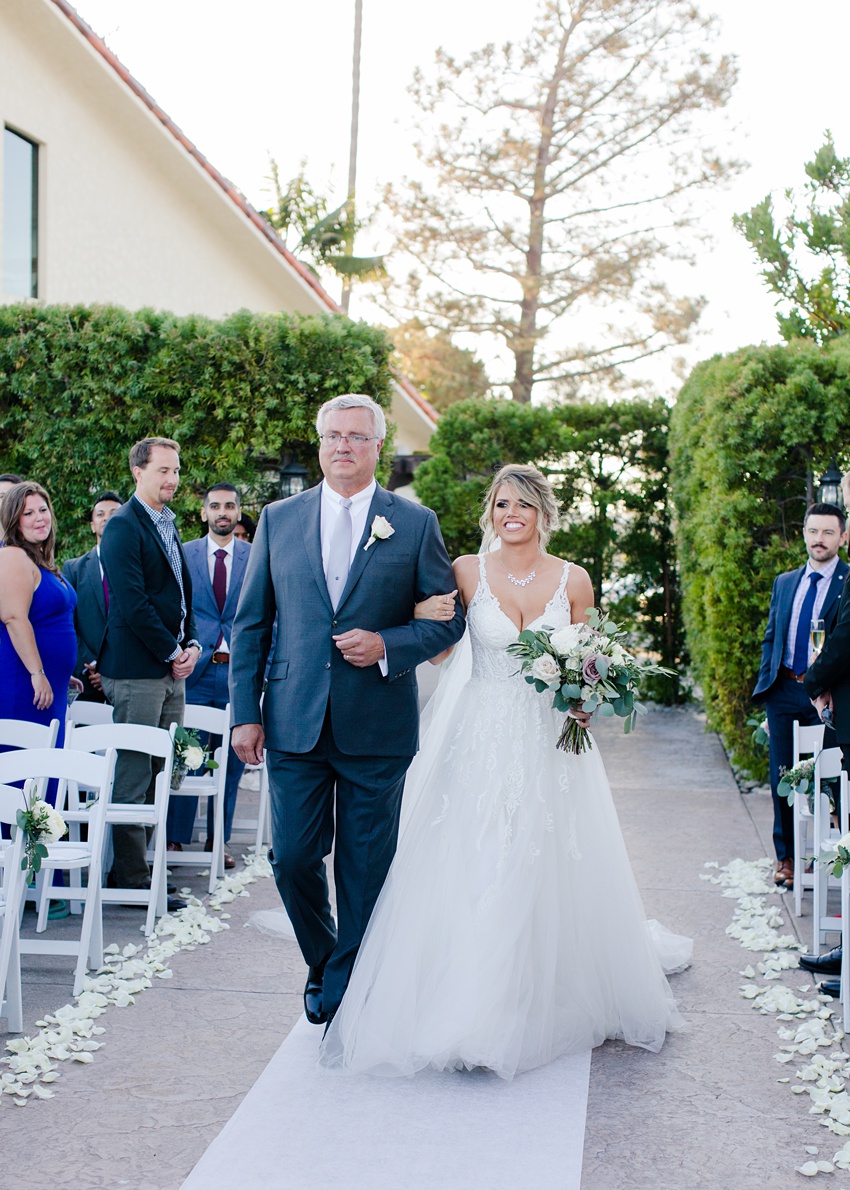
[0,481,81,757]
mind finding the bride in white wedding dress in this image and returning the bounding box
[319,464,691,1080]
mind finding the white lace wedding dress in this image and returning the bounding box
[319,557,691,1080]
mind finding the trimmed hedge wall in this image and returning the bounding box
[670,338,850,775]
[412,397,685,701]
[0,303,394,559]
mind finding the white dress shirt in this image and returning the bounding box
[320,479,376,574]
[319,479,387,674]
[784,554,840,669]
[207,534,235,653]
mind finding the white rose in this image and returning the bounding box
[43,808,67,843]
[838,832,850,853]
[531,654,561,685]
[580,685,594,702]
[184,746,205,771]
[549,625,581,656]
[364,515,396,550]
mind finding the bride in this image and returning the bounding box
[319,464,690,1080]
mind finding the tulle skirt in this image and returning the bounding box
[320,676,690,1080]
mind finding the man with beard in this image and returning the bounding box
[166,483,250,868]
[753,502,848,890]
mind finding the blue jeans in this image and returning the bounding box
[165,663,244,845]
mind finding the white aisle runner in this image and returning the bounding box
[182,1017,591,1190]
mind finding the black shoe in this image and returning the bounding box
[167,896,187,913]
[819,977,841,997]
[304,959,329,1025]
[800,945,842,975]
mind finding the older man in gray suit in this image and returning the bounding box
[230,394,465,1026]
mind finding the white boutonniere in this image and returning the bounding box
[364,515,395,550]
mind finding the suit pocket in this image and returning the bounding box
[371,552,412,566]
[268,660,290,680]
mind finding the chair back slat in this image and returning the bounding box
[181,703,230,735]
[0,718,60,751]
[0,747,114,790]
[793,721,825,766]
[67,702,114,727]
[67,722,174,764]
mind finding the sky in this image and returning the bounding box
[71,0,850,397]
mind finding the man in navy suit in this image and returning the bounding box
[230,394,465,1026]
[166,483,250,868]
[753,502,848,888]
[63,491,124,702]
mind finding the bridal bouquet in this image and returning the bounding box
[506,608,674,754]
[171,726,218,790]
[17,780,67,880]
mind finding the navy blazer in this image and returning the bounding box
[99,497,197,680]
[182,536,251,688]
[62,546,108,682]
[753,560,850,702]
[229,483,465,757]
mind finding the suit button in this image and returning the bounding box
[325,662,331,669]
[332,620,338,628]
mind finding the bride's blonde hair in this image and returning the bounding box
[480,464,561,551]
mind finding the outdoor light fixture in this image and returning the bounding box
[279,453,309,499]
[818,458,843,507]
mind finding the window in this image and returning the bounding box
[3,127,38,298]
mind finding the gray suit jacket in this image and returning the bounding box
[229,483,465,757]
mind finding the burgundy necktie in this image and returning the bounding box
[213,548,227,649]
[102,574,109,611]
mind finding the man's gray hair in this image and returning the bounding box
[315,394,386,440]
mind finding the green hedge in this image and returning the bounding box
[413,397,685,701]
[670,338,850,775]
[0,303,394,558]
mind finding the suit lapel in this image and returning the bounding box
[299,487,333,614]
[778,565,806,639]
[336,487,395,614]
[223,542,248,616]
[821,562,849,625]
[84,547,106,614]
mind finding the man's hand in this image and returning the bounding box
[232,723,265,766]
[813,691,834,722]
[172,646,201,681]
[83,662,102,692]
[333,629,385,668]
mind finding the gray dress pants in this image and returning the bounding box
[101,675,185,888]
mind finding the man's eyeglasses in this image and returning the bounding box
[319,433,380,446]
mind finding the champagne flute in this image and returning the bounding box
[811,617,826,656]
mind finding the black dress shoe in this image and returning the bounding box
[304,960,329,1025]
[800,945,842,975]
[819,977,841,997]
[167,896,187,913]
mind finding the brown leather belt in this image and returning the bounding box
[779,665,805,683]
[211,651,230,665]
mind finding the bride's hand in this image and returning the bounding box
[568,707,593,728]
[414,591,458,621]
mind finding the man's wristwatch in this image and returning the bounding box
[187,640,202,657]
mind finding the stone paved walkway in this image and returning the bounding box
[1,705,825,1189]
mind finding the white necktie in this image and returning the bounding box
[326,498,353,610]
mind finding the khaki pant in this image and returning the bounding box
[101,674,185,888]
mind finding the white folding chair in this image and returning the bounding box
[228,694,270,853]
[167,704,228,892]
[0,718,61,752]
[65,723,175,937]
[0,747,116,997]
[842,855,850,1034]
[67,701,114,727]
[0,782,27,1032]
[792,721,826,917]
[812,746,848,954]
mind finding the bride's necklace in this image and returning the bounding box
[499,551,541,588]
